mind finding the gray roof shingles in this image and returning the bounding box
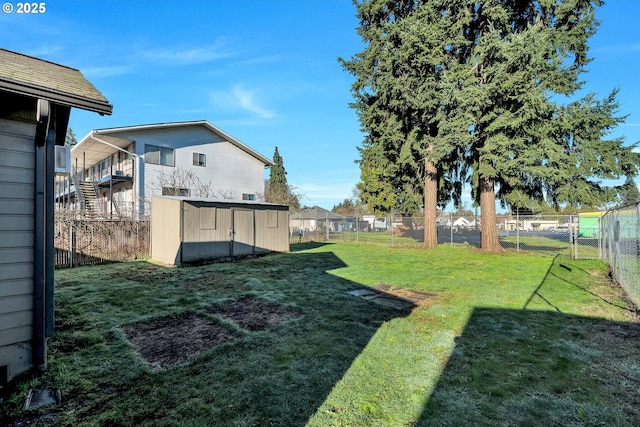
[0,48,112,115]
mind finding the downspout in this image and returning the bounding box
[33,99,51,370]
[45,107,68,338]
[109,155,113,218]
[135,154,141,218]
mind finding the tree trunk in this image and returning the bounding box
[479,175,504,253]
[423,157,438,248]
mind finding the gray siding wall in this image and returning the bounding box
[0,118,36,382]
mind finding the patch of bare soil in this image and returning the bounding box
[207,296,301,332]
[124,313,236,370]
[373,284,438,307]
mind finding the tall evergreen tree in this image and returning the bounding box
[65,128,78,147]
[344,0,638,252]
[543,90,637,210]
[266,147,300,208]
[617,175,640,208]
[270,147,287,195]
[452,0,638,251]
[342,0,467,247]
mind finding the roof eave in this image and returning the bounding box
[94,120,273,166]
[0,78,113,115]
[201,121,275,166]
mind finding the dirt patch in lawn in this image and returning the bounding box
[373,284,438,307]
[124,312,237,370]
[207,296,301,332]
[124,298,300,369]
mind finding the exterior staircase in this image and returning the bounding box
[76,180,102,216]
[109,193,122,218]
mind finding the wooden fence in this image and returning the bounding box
[54,215,149,269]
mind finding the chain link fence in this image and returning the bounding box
[290,213,601,259]
[54,212,149,269]
[52,205,636,307]
[601,204,640,308]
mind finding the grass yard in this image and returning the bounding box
[2,241,639,426]
[331,230,423,247]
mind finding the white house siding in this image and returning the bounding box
[98,181,136,216]
[105,126,266,212]
[0,118,36,382]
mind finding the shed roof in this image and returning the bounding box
[0,48,112,115]
[156,196,289,209]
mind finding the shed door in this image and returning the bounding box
[232,209,254,256]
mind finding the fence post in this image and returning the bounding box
[574,215,579,259]
[326,211,329,241]
[449,213,453,246]
[516,210,520,252]
[69,224,74,268]
[568,215,573,258]
[390,213,394,247]
[598,210,603,260]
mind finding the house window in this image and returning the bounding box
[162,187,190,197]
[193,152,206,167]
[145,144,175,166]
[242,193,255,201]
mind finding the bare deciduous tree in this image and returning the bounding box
[153,167,237,199]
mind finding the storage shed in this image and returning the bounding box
[151,196,289,265]
[0,49,112,385]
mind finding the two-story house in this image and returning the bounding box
[66,121,274,217]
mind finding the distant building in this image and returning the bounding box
[60,121,274,217]
[503,219,559,232]
[290,206,344,232]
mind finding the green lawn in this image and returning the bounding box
[3,242,639,426]
[331,230,423,246]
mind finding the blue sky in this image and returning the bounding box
[2,1,639,211]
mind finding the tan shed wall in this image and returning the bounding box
[255,209,290,253]
[181,201,232,243]
[150,197,183,265]
[0,117,36,381]
[151,198,289,265]
[180,201,234,261]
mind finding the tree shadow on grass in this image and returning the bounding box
[290,241,333,252]
[418,308,640,426]
[500,240,570,253]
[523,255,637,315]
[418,256,640,425]
[15,251,412,426]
